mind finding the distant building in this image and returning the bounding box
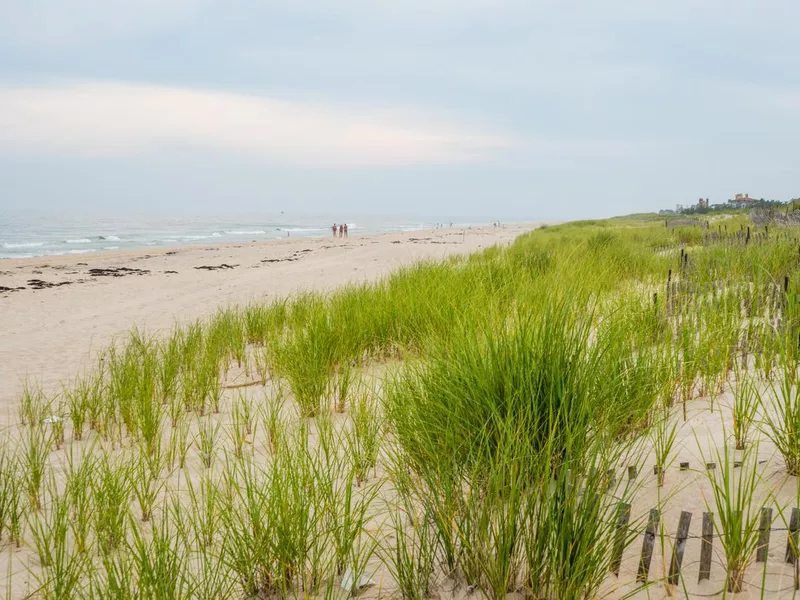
[730,193,756,204]
[697,198,709,208]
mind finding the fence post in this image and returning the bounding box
[611,502,631,576]
[786,507,799,564]
[668,511,692,586]
[699,512,713,581]
[637,508,660,583]
[757,507,773,562]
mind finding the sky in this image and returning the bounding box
[0,1,798,221]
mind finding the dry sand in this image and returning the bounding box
[0,224,532,422]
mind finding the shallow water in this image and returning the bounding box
[0,210,471,259]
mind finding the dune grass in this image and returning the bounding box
[5,213,800,597]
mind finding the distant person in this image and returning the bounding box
[343,223,348,237]
[332,223,337,237]
[339,224,344,238]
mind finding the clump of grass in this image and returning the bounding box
[86,361,108,434]
[384,505,438,600]
[184,472,221,550]
[228,408,249,461]
[30,482,88,599]
[651,407,678,487]
[19,380,50,427]
[49,400,67,450]
[98,542,135,596]
[220,456,273,597]
[274,310,335,418]
[333,361,358,413]
[131,513,188,598]
[28,479,59,568]
[159,328,184,404]
[197,417,221,469]
[23,425,51,511]
[234,391,254,435]
[327,467,379,579]
[0,447,26,548]
[760,356,800,475]
[64,449,95,555]
[92,456,131,553]
[386,298,651,597]
[178,417,192,470]
[65,376,90,441]
[130,454,165,522]
[261,389,285,455]
[732,369,759,450]
[701,438,765,593]
[3,459,25,548]
[346,393,381,485]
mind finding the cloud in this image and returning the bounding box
[0,81,517,166]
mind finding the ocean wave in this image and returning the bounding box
[103,246,119,250]
[0,253,34,259]
[2,241,46,249]
[66,238,92,244]
[100,235,122,242]
[46,248,97,256]
[279,227,327,233]
[226,230,266,235]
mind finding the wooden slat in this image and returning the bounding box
[757,507,773,563]
[698,512,713,582]
[786,507,799,564]
[611,502,631,576]
[668,511,692,586]
[637,508,659,583]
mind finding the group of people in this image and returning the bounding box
[332,223,349,238]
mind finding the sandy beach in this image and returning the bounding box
[0,223,533,421]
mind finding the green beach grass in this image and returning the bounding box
[4,213,800,597]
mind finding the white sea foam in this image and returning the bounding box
[2,241,46,249]
[103,246,119,250]
[66,238,92,244]
[48,248,97,256]
[226,230,266,235]
[103,235,122,242]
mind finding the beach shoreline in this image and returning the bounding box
[0,222,538,419]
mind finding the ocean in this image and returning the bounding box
[0,212,472,260]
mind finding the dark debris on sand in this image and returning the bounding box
[26,279,75,290]
[194,264,239,270]
[88,267,150,277]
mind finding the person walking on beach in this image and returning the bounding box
[332,223,337,237]
[338,224,344,238]
[343,223,348,237]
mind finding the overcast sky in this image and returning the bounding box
[1,1,798,220]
